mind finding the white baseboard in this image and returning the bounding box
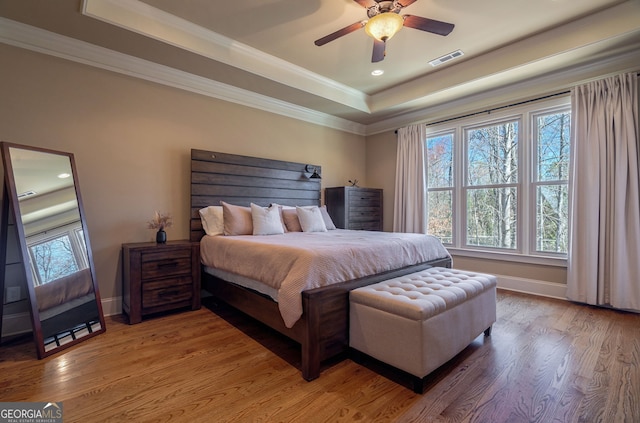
[1,311,32,337]
[494,274,567,300]
[101,296,122,317]
[99,280,568,317]
[4,279,563,337]
[2,296,123,339]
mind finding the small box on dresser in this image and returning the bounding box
[122,240,201,324]
[325,186,383,231]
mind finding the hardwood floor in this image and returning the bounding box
[1,290,638,422]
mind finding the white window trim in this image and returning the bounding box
[463,114,522,252]
[26,221,88,285]
[529,105,572,257]
[426,96,571,266]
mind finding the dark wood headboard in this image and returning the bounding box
[190,149,321,241]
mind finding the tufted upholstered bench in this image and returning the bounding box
[349,267,497,393]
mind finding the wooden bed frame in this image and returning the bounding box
[190,149,452,380]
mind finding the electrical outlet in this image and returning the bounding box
[6,286,21,302]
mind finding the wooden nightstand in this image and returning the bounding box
[122,240,201,324]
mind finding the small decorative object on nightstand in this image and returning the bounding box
[147,211,172,244]
[122,240,200,324]
[325,186,383,231]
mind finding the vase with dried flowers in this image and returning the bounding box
[147,211,173,244]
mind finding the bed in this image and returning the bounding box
[34,268,100,343]
[190,149,452,380]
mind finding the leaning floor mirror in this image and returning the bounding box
[0,142,105,358]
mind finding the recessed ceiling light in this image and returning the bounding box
[58,173,71,179]
[371,69,384,76]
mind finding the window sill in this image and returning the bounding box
[446,247,567,268]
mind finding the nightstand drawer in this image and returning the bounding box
[142,276,193,308]
[141,256,192,279]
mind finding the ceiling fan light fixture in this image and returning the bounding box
[365,12,404,42]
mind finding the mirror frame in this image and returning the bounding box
[0,141,105,358]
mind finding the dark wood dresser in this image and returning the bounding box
[122,240,200,324]
[325,186,383,231]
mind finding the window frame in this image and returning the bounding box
[462,115,522,252]
[530,105,571,258]
[425,96,570,267]
[26,222,89,286]
[426,131,456,244]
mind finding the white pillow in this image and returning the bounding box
[319,205,337,230]
[198,206,224,236]
[270,203,289,233]
[296,206,327,233]
[221,201,253,235]
[251,203,285,235]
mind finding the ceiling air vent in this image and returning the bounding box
[429,50,464,67]
[18,190,37,199]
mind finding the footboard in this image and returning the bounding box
[203,257,452,381]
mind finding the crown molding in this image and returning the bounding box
[2,11,636,139]
[81,0,371,114]
[364,46,640,135]
[0,17,367,136]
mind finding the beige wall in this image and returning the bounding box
[0,44,366,302]
[365,130,397,232]
[452,256,566,284]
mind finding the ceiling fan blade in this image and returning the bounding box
[353,0,377,8]
[372,39,385,63]
[314,21,365,46]
[403,15,455,36]
[397,0,418,7]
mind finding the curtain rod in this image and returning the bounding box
[394,90,570,134]
[395,71,640,133]
[425,91,571,127]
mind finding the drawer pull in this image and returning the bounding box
[160,289,181,297]
[157,261,179,268]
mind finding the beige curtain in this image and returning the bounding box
[393,124,427,233]
[567,73,640,310]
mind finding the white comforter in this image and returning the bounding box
[200,229,450,328]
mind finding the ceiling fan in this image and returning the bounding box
[314,0,455,63]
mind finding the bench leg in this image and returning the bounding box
[484,326,492,337]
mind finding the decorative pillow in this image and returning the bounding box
[319,205,337,230]
[296,206,327,233]
[270,203,289,233]
[198,206,224,236]
[251,203,285,235]
[282,208,302,232]
[221,201,253,235]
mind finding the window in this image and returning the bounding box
[533,110,570,254]
[426,133,454,243]
[426,98,570,261]
[465,120,519,249]
[29,234,80,284]
[27,224,88,285]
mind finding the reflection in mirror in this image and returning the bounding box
[0,142,105,358]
